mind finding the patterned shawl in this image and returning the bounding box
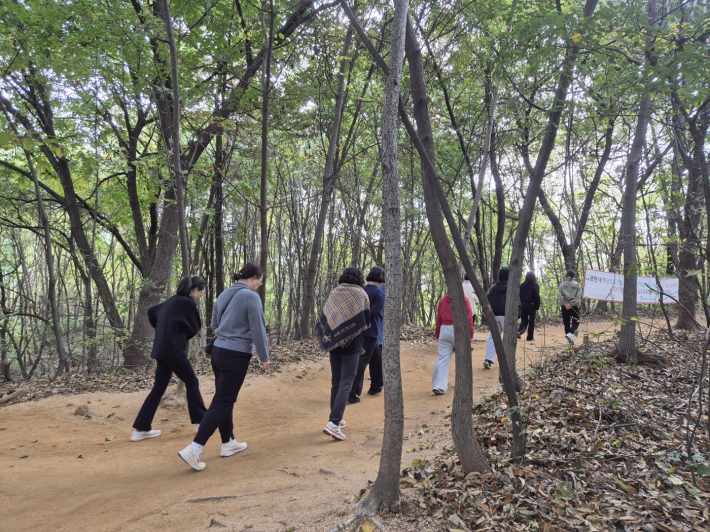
[316,283,370,352]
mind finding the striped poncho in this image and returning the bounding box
[316,283,370,352]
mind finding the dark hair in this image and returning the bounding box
[566,269,576,279]
[233,262,264,282]
[464,274,470,281]
[499,267,509,282]
[366,266,385,283]
[176,275,206,296]
[525,271,536,283]
[338,267,365,286]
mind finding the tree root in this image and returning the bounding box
[327,510,387,532]
[612,348,666,367]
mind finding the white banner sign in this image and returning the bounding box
[582,269,679,304]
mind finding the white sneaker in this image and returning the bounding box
[339,420,347,429]
[566,333,575,345]
[323,421,346,441]
[131,429,161,442]
[220,440,248,457]
[483,360,492,369]
[178,445,206,471]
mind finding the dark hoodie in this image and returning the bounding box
[148,295,201,360]
[487,281,508,316]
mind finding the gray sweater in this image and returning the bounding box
[211,283,270,362]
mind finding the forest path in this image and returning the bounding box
[1,320,620,532]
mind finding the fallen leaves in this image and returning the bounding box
[394,328,709,531]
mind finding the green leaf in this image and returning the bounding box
[554,484,574,500]
[0,132,11,147]
[696,463,710,476]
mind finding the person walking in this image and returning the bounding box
[462,274,479,325]
[349,267,385,403]
[132,276,207,442]
[483,267,509,369]
[316,267,370,441]
[517,271,541,341]
[559,269,582,345]
[366,281,385,395]
[178,263,270,471]
[432,291,474,395]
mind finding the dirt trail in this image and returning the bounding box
[0,321,619,532]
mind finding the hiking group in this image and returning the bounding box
[432,267,582,393]
[129,262,582,470]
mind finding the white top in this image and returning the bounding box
[462,281,479,316]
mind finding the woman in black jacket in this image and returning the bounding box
[131,276,207,442]
[517,271,541,341]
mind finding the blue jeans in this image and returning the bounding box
[328,348,360,425]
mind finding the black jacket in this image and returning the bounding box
[148,295,202,359]
[487,281,508,316]
[519,281,541,310]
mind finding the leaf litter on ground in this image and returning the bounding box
[379,328,710,532]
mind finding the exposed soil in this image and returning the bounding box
[0,321,620,532]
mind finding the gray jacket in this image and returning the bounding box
[212,283,269,362]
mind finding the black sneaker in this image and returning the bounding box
[347,395,360,404]
[367,387,382,395]
[517,332,522,339]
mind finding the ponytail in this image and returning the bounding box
[233,262,264,282]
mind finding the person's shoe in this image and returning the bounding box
[566,333,575,345]
[220,440,248,457]
[432,389,445,395]
[367,387,382,395]
[178,445,206,471]
[339,420,347,429]
[483,360,493,369]
[367,375,371,380]
[323,422,346,441]
[347,395,360,404]
[517,332,522,339]
[131,429,161,442]
[195,424,200,432]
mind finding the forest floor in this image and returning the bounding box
[0,318,707,532]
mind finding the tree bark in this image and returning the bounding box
[360,0,408,511]
[618,0,656,359]
[405,16,490,474]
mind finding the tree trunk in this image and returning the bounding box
[357,0,408,512]
[25,138,68,376]
[258,0,274,305]
[122,188,180,367]
[618,0,655,359]
[502,0,599,391]
[297,24,354,339]
[157,0,190,276]
[405,17,490,474]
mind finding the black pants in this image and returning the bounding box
[350,336,379,398]
[194,347,252,446]
[368,343,383,390]
[561,305,580,335]
[518,304,537,340]
[133,357,206,431]
[328,347,360,425]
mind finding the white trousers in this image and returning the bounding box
[432,325,455,392]
[485,315,505,363]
